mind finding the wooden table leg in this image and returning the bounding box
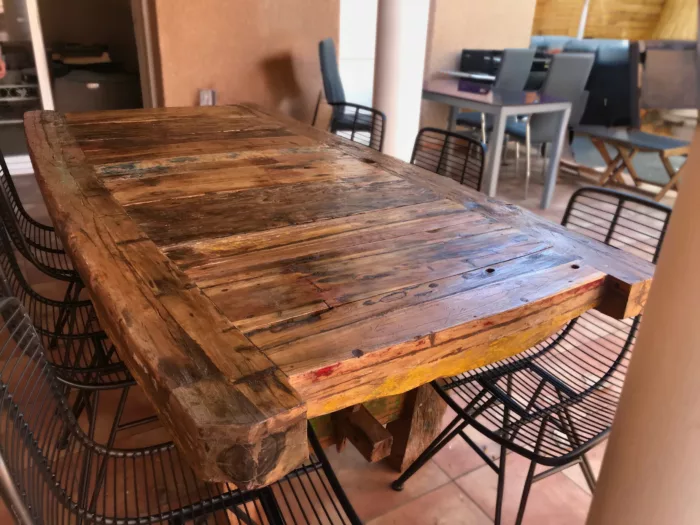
[598,153,624,186]
[385,384,447,471]
[591,139,624,186]
[618,148,642,187]
[658,154,685,201]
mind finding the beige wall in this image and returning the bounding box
[153,0,339,123]
[421,0,537,128]
[38,0,140,73]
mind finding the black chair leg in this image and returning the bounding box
[392,415,467,491]
[494,444,508,525]
[515,458,537,525]
[50,280,78,348]
[513,416,549,525]
[579,453,597,492]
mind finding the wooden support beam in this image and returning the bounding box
[332,404,394,463]
[386,384,447,471]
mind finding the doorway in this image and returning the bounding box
[0,0,145,170]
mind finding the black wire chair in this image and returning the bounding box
[392,187,671,525]
[328,102,386,151]
[410,128,486,192]
[0,149,78,283]
[0,295,363,525]
[0,220,155,449]
[0,221,129,390]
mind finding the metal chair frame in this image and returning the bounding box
[393,187,671,525]
[0,220,158,448]
[0,221,129,388]
[0,150,78,283]
[328,102,386,152]
[411,128,486,192]
[0,296,362,525]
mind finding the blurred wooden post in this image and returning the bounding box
[586,128,700,524]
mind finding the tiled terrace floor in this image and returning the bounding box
[1,154,676,524]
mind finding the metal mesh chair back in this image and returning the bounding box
[411,128,485,191]
[0,221,129,388]
[0,295,361,524]
[0,151,75,281]
[440,188,671,464]
[329,102,386,151]
[319,38,346,105]
[562,187,669,263]
[494,49,536,92]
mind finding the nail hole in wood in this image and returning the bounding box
[571,264,580,270]
[486,268,495,274]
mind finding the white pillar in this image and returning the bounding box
[586,129,700,524]
[372,0,430,161]
[576,0,591,39]
[26,0,54,110]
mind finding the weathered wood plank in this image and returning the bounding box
[70,116,284,141]
[246,103,656,319]
[65,104,258,124]
[265,260,608,417]
[309,228,549,306]
[25,110,308,489]
[81,134,319,164]
[28,103,656,486]
[205,273,329,333]
[125,175,440,246]
[387,385,446,471]
[188,213,501,290]
[245,250,577,350]
[104,155,395,207]
[165,199,469,272]
[332,405,394,463]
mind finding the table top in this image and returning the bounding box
[423,78,569,110]
[26,104,655,488]
[575,125,690,156]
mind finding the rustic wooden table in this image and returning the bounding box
[25,104,655,490]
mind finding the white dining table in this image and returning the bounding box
[422,78,571,209]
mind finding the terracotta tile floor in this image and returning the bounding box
[1,156,676,524]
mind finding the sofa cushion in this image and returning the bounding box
[529,35,572,52]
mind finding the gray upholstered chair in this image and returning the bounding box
[456,48,536,140]
[505,52,595,191]
[319,38,346,105]
[317,38,386,151]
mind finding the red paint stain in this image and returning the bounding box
[313,364,340,380]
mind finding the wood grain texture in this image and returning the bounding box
[332,405,394,463]
[26,103,656,485]
[24,111,307,489]
[387,385,447,471]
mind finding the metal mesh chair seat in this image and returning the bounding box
[0,150,78,282]
[0,297,361,525]
[411,128,485,192]
[329,102,386,151]
[393,187,671,525]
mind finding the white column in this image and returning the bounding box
[576,0,591,39]
[26,0,54,110]
[586,129,700,524]
[372,0,430,161]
